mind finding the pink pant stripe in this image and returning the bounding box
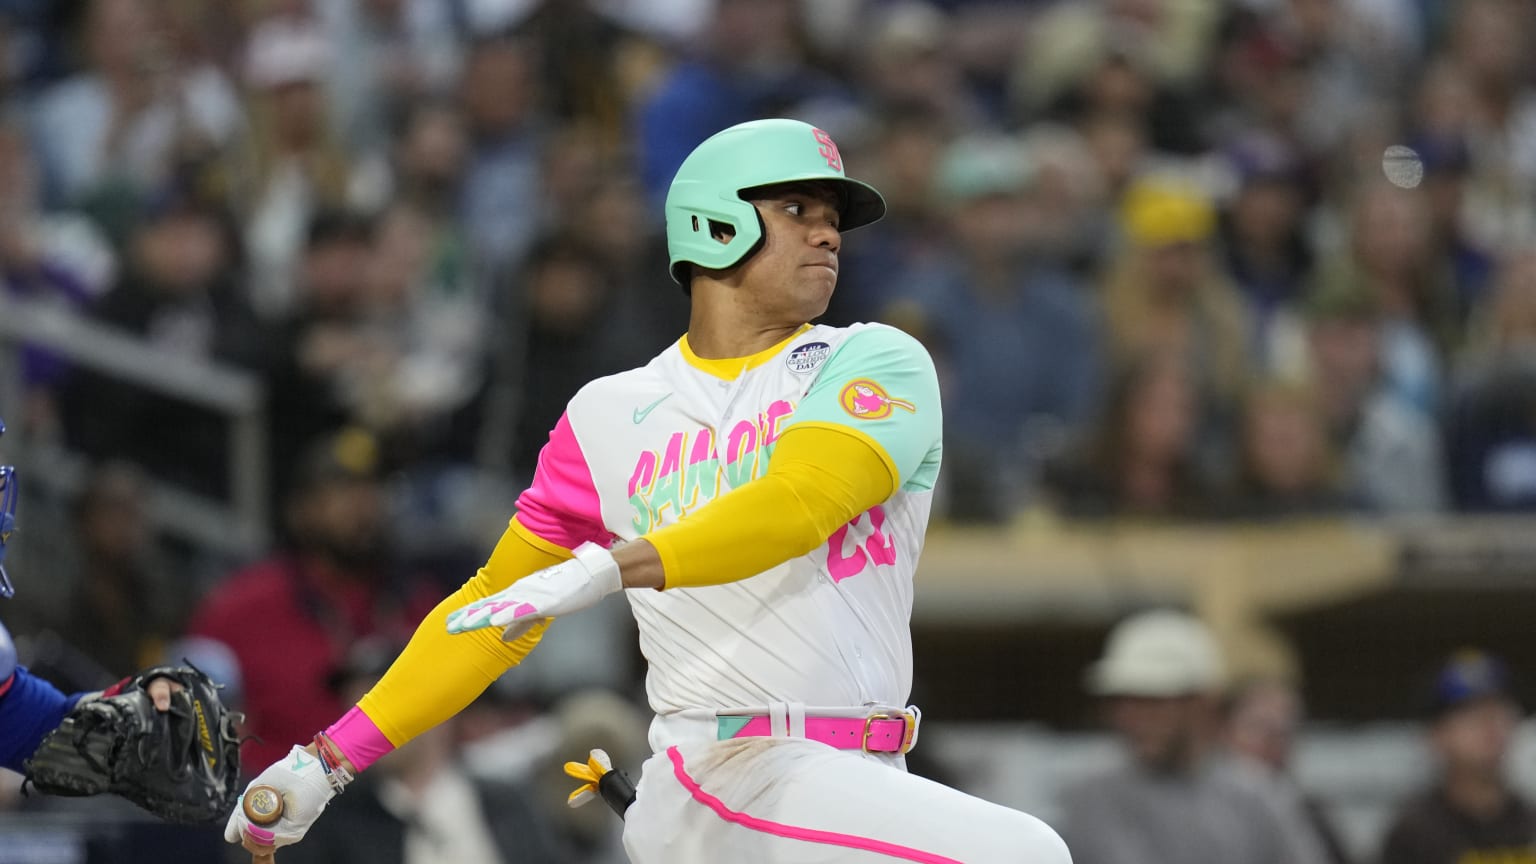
[666,746,962,864]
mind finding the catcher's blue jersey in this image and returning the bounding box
[0,617,77,773]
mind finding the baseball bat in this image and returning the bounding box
[241,784,284,864]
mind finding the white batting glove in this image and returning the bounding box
[223,745,338,849]
[446,542,621,641]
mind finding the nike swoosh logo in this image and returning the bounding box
[633,393,673,424]
[291,753,314,772]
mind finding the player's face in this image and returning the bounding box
[736,183,843,322]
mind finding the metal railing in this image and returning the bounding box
[0,293,268,553]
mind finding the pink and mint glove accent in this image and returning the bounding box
[223,745,338,850]
[446,542,621,641]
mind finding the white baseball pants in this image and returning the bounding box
[621,737,1071,863]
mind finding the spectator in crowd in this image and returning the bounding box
[1057,609,1329,864]
[486,234,655,481]
[1311,180,1455,415]
[1303,281,1446,513]
[380,98,470,225]
[239,14,358,321]
[48,461,181,681]
[1076,110,1150,202]
[1103,172,1252,428]
[1400,69,1495,323]
[634,0,851,206]
[1018,122,1114,276]
[1225,677,1354,864]
[1438,0,1536,257]
[185,428,440,771]
[1445,249,1536,511]
[824,105,951,327]
[1217,131,1315,377]
[61,195,262,499]
[1014,0,1216,155]
[1378,650,1535,864]
[851,2,980,130]
[1224,380,1345,519]
[263,208,377,513]
[278,638,573,864]
[27,0,239,214]
[889,132,1102,521]
[557,166,687,355]
[316,0,464,155]
[515,0,653,152]
[0,118,117,437]
[355,200,486,460]
[1047,352,1215,521]
[457,33,548,283]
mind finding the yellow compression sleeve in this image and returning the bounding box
[648,423,897,590]
[356,519,568,746]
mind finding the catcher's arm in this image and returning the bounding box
[0,641,185,773]
[0,665,75,774]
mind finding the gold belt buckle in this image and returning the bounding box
[862,711,917,754]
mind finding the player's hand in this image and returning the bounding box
[145,677,183,711]
[223,745,337,850]
[446,542,621,641]
[83,673,184,711]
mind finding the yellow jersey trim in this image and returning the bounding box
[678,324,813,380]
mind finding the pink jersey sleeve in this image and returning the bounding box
[513,412,611,550]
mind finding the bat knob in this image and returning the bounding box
[243,784,285,826]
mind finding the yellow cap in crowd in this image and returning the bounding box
[1120,175,1216,248]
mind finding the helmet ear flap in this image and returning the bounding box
[667,197,766,288]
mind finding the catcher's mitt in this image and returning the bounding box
[23,664,242,824]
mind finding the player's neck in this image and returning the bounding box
[685,307,806,360]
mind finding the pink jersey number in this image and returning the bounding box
[826,505,895,583]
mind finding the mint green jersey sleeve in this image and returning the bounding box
[786,325,943,491]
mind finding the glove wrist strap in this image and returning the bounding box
[312,733,354,795]
[572,541,621,594]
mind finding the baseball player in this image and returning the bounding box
[228,119,1071,863]
[0,419,182,772]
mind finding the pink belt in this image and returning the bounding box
[717,709,919,754]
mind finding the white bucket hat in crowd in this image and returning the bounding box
[1086,609,1225,697]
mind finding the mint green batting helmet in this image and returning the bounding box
[665,118,886,285]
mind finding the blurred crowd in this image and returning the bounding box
[1,0,1536,861]
[1056,611,1535,864]
[0,0,1532,531]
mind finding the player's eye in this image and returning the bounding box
[783,202,803,217]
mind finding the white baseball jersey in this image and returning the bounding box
[512,322,942,746]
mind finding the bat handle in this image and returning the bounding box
[242,784,285,864]
[242,833,277,864]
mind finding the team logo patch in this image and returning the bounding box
[838,379,916,420]
[787,341,832,373]
[812,128,843,173]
